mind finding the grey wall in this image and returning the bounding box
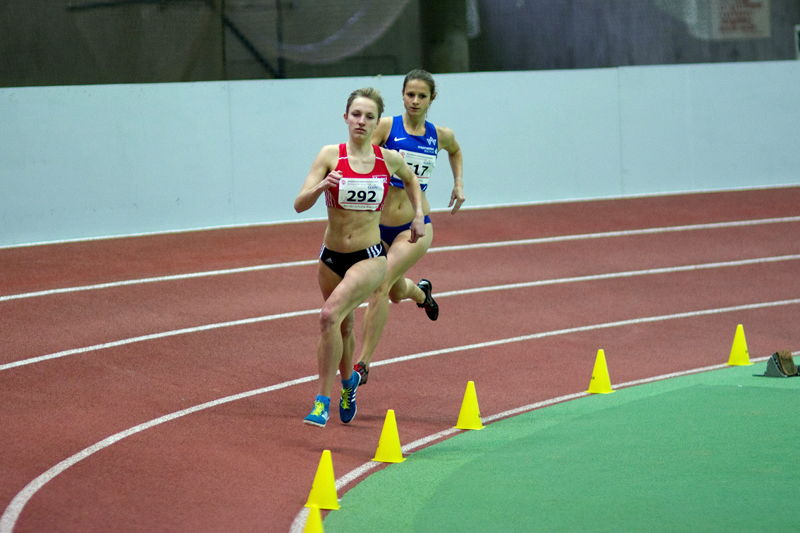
[0,0,421,87]
[1,60,799,247]
[3,1,799,88]
[470,0,800,70]
[0,1,225,87]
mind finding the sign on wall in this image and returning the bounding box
[710,0,771,40]
[656,0,771,41]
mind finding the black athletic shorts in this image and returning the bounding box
[319,243,387,278]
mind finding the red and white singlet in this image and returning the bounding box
[325,144,391,211]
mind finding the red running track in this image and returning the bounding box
[1,188,799,532]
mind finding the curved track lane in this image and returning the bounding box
[1,187,799,532]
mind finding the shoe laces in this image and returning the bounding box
[311,400,326,416]
[341,382,357,409]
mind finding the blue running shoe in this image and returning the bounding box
[339,371,361,424]
[303,396,330,427]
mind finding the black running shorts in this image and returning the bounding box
[319,243,387,278]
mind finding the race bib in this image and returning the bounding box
[338,177,385,211]
[400,149,436,188]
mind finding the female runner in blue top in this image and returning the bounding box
[354,69,465,385]
[294,87,425,427]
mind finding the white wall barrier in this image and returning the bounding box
[1,61,798,246]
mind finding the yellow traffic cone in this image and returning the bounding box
[372,409,406,463]
[305,449,340,510]
[586,349,615,394]
[303,505,324,533]
[455,380,484,430]
[727,324,752,366]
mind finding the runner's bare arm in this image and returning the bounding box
[438,126,465,214]
[294,145,339,213]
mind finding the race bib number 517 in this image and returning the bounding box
[400,149,436,188]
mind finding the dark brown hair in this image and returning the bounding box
[402,69,437,99]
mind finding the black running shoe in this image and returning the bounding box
[354,361,369,385]
[416,278,439,321]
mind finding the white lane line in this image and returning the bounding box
[0,309,319,371]
[433,254,800,298]
[3,216,799,303]
[3,300,799,533]
[0,260,317,302]
[428,215,800,253]
[3,254,799,372]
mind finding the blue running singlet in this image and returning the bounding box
[384,115,438,192]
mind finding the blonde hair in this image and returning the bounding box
[345,87,384,118]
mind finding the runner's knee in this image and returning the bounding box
[388,279,409,303]
[319,305,341,333]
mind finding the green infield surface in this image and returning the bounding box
[324,360,800,532]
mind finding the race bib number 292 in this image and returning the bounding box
[338,177,385,211]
